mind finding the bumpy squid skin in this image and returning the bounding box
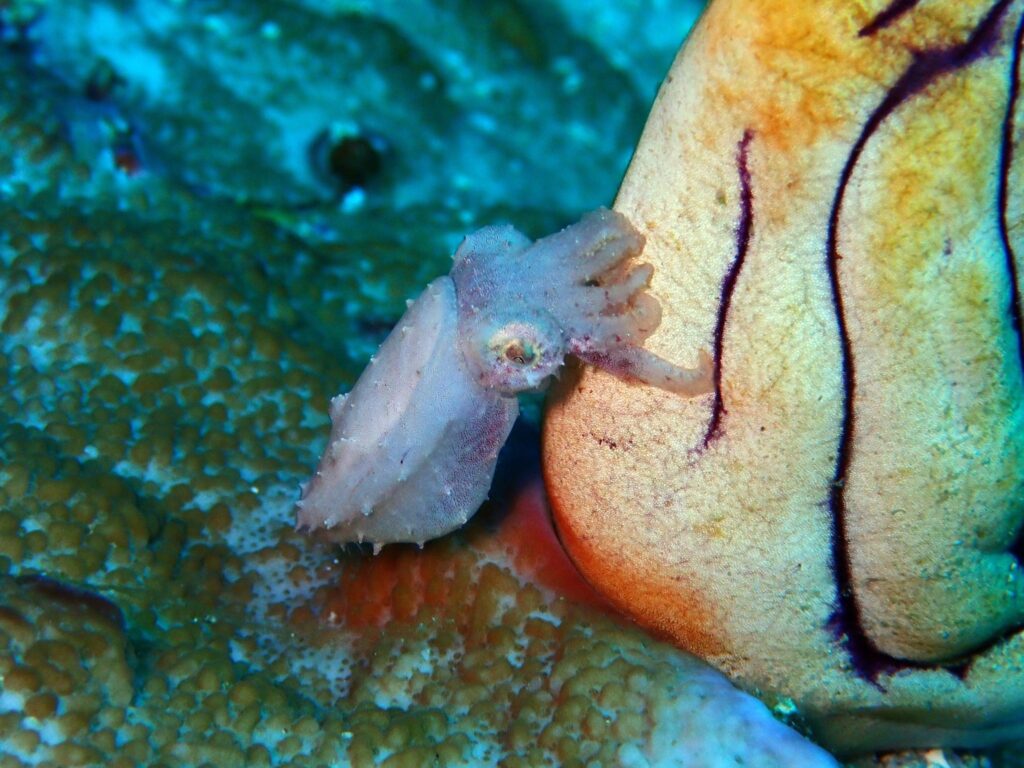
[296,208,713,550]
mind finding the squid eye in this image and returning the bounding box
[502,339,536,366]
[458,314,565,395]
[486,323,545,370]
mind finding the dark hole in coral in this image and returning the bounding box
[310,128,387,191]
[328,135,382,188]
[85,59,125,101]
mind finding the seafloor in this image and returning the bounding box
[0,1,1019,767]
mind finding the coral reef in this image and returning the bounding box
[0,0,842,765]
[545,0,1024,755]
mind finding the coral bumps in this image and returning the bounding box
[0,199,834,765]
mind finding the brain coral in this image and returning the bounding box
[0,6,840,766]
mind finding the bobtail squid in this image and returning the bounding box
[296,208,713,549]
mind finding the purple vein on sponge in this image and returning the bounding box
[825,0,1014,684]
[859,0,922,37]
[999,13,1024,376]
[702,130,754,449]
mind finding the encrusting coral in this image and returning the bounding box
[21,0,649,214]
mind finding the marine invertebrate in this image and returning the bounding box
[297,208,713,549]
[545,0,1024,755]
[302,427,840,768]
[0,576,134,767]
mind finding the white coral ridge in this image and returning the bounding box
[625,654,840,767]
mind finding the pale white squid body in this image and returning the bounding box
[297,209,711,549]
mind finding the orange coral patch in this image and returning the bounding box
[319,439,608,633]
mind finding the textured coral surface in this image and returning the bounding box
[0,169,831,765]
